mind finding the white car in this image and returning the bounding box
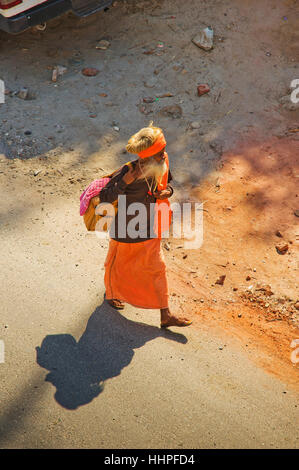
[0,0,113,33]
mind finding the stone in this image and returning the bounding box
[215,275,226,285]
[197,84,210,96]
[143,97,155,103]
[191,121,201,129]
[52,65,67,82]
[192,27,214,51]
[96,40,110,50]
[256,285,274,296]
[17,88,28,100]
[275,244,289,255]
[159,105,182,119]
[156,93,174,98]
[81,68,100,77]
[144,79,156,88]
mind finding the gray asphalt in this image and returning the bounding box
[0,190,298,449]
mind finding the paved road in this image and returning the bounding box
[0,188,298,449]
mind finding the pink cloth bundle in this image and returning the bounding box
[79,178,111,216]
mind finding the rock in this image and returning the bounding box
[34,170,42,176]
[294,302,299,311]
[183,254,187,259]
[256,285,274,296]
[113,126,120,131]
[246,275,251,281]
[138,104,152,115]
[144,79,156,88]
[294,210,299,217]
[81,68,100,77]
[215,275,226,285]
[159,105,182,119]
[238,314,242,318]
[275,230,283,237]
[275,244,289,255]
[190,121,201,129]
[143,97,155,103]
[24,130,32,135]
[96,40,110,50]
[163,242,170,250]
[192,27,214,51]
[156,93,174,98]
[197,84,210,96]
[52,65,67,82]
[17,88,28,100]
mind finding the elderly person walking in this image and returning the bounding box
[100,123,192,328]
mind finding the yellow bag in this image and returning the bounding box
[82,162,132,232]
[83,197,118,232]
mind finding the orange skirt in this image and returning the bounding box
[104,238,169,309]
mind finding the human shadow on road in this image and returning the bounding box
[36,301,187,410]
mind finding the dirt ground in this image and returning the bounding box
[0,0,298,390]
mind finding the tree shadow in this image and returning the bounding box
[36,301,187,410]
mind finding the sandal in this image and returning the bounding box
[160,316,192,328]
[106,298,125,310]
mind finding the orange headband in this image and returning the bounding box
[138,133,166,159]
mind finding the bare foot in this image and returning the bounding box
[107,299,125,310]
[160,308,192,328]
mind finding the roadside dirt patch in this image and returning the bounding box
[164,135,299,389]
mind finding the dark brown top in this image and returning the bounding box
[99,160,173,243]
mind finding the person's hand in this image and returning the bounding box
[153,189,171,200]
[122,165,142,185]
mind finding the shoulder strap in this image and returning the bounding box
[105,160,133,179]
